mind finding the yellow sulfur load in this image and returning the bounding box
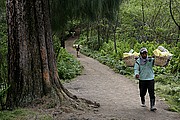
[123,52,139,58]
[153,47,173,57]
[123,49,139,67]
[123,53,133,58]
[153,46,173,67]
[73,44,82,48]
[133,52,140,57]
[123,49,139,58]
[73,44,78,48]
[159,52,173,57]
[153,49,161,56]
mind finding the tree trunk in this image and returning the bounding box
[113,15,119,54]
[6,0,76,109]
[141,0,145,42]
[86,21,90,42]
[97,20,101,50]
[169,0,180,44]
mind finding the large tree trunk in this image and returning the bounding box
[6,0,76,109]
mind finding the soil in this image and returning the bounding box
[41,36,180,120]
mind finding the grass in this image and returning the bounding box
[0,109,53,120]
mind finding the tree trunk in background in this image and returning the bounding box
[141,0,145,42]
[113,15,119,54]
[97,20,101,50]
[106,23,110,43]
[169,0,180,44]
[6,0,75,109]
[86,21,90,42]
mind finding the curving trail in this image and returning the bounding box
[62,36,180,120]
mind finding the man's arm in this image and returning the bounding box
[134,61,140,79]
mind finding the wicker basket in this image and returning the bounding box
[154,56,169,67]
[123,55,135,67]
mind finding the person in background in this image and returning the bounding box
[76,45,80,57]
[134,48,157,111]
[71,31,75,38]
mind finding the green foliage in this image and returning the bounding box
[0,109,53,120]
[75,0,180,112]
[0,23,7,84]
[50,0,122,32]
[169,42,180,73]
[78,31,180,112]
[0,10,8,110]
[119,0,179,43]
[155,74,180,112]
[0,84,10,109]
[80,40,133,75]
[75,35,86,45]
[56,48,82,81]
[52,35,83,81]
[0,0,6,19]
[86,36,100,50]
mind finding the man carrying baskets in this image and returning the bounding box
[134,48,157,111]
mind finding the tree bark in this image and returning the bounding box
[6,0,71,109]
[6,0,99,110]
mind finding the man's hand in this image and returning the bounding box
[135,74,139,79]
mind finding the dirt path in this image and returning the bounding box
[61,36,180,120]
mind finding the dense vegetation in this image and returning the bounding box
[0,1,82,111]
[79,39,180,112]
[75,0,180,112]
[53,35,83,81]
[0,0,179,119]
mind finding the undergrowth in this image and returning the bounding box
[80,41,180,112]
[56,48,83,81]
[0,109,53,120]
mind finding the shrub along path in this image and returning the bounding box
[61,36,180,120]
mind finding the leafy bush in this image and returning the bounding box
[155,74,180,112]
[57,48,82,81]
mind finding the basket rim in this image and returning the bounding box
[123,55,135,59]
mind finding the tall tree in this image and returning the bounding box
[6,0,121,109]
[6,0,77,109]
[50,0,122,49]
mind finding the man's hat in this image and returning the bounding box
[140,48,148,54]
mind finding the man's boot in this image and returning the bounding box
[150,99,157,111]
[141,97,146,107]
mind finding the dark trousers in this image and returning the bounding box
[139,80,155,103]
